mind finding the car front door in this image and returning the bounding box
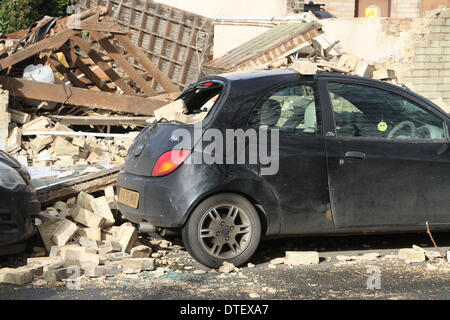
[319,78,450,228]
[247,81,330,234]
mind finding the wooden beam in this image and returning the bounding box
[90,30,157,96]
[109,21,180,93]
[60,44,113,92]
[1,77,170,115]
[0,29,76,70]
[47,115,152,126]
[36,166,121,206]
[72,35,137,96]
[74,21,128,34]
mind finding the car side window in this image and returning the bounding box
[327,82,447,141]
[248,83,321,135]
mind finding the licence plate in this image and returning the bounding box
[118,188,140,208]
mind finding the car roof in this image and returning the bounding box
[216,69,384,86]
[215,69,417,100]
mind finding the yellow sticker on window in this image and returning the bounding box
[378,121,388,132]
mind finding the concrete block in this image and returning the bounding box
[27,257,63,269]
[22,116,49,132]
[131,245,152,258]
[285,251,319,265]
[78,236,98,249]
[0,268,33,285]
[50,219,78,246]
[338,53,360,71]
[104,186,115,203]
[54,136,79,156]
[117,225,137,254]
[85,265,120,278]
[30,135,53,154]
[37,218,65,252]
[43,267,78,283]
[98,241,122,255]
[291,60,317,75]
[63,250,100,270]
[90,196,115,227]
[106,252,130,261]
[77,227,102,242]
[373,69,396,80]
[218,261,235,273]
[72,136,85,148]
[19,264,44,277]
[77,191,95,210]
[70,205,105,228]
[154,99,187,122]
[398,248,425,263]
[354,61,374,78]
[120,258,156,271]
[6,127,21,153]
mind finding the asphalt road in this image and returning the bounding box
[0,232,449,300]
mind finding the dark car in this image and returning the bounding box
[0,150,40,255]
[117,70,450,268]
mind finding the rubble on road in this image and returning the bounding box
[285,251,319,265]
[0,186,189,286]
[218,261,236,273]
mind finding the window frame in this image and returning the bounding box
[245,80,323,136]
[320,78,449,143]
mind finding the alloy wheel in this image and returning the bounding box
[198,204,252,259]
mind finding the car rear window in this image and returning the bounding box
[180,81,224,119]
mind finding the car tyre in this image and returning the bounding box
[182,193,261,268]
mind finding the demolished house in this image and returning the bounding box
[1,1,450,286]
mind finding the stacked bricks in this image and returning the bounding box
[317,0,356,18]
[391,0,421,18]
[399,9,450,106]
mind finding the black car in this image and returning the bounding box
[0,150,40,255]
[118,70,450,268]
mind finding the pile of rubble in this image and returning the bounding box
[203,11,402,89]
[0,187,177,285]
[6,113,136,168]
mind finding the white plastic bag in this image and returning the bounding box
[23,64,55,84]
[22,64,56,109]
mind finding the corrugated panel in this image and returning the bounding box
[76,0,214,90]
[204,22,321,72]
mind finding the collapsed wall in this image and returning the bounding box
[398,9,450,109]
[321,8,450,111]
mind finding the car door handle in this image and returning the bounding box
[345,151,366,160]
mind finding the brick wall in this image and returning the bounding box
[391,0,421,18]
[319,0,356,18]
[391,9,450,105]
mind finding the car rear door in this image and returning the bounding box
[319,78,450,228]
[247,81,330,234]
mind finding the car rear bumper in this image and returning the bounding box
[117,170,190,228]
[0,184,40,253]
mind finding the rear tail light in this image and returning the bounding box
[152,150,191,177]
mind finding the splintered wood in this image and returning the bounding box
[0,7,180,116]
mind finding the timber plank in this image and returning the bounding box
[0,77,169,115]
[72,35,137,96]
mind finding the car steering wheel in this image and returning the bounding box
[387,121,416,139]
